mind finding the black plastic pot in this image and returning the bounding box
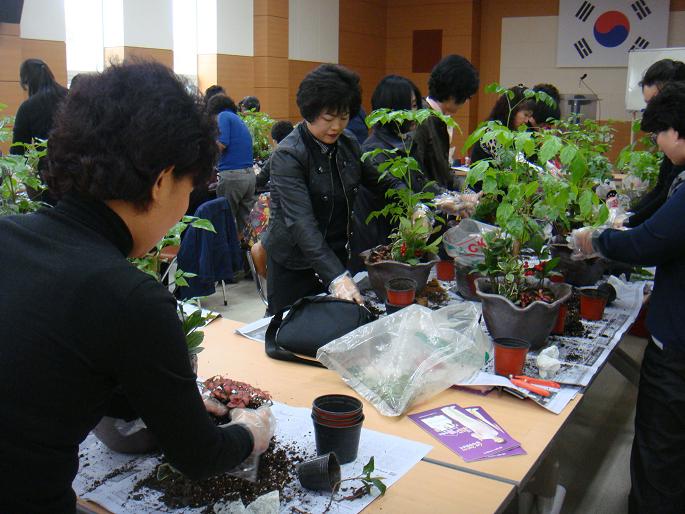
[312,415,364,464]
[360,246,438,301]
[455,262,481,302]
[297,452,341,492]
[550,245,606,287]
[475,277,572,350]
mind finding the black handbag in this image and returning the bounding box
[265,296,376,367]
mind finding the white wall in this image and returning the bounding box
[197,0,253,56]
[500,12,685,121]
[102,0,124,48]
[20,0,66,41]
[289,0,338,63]
[122,0,173,49]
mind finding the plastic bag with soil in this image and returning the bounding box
[316,303,491,416]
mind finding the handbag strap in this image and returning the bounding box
[264,300,326,368]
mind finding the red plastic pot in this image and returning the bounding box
[549,272,565,284]
[436,260,456,281]
[552,304,567,335]
[580,289,608,321]
[313,394,363,419]
[385,277,417,306]
[629,304,650,338]
[493,338,530,377]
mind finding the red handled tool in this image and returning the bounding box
[509,375,561,397]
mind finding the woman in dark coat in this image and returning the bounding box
[263,64,402,313]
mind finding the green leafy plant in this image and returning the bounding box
[325,456,387,512]
[239,110,275,161]
[362,108,458,264]
[615,119,662,188]
[178,299,216,355]
[462,83,613,303]
[0,139,49,216]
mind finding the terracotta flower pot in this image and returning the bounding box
[493,338,530,377]
[552,304,568,335]
[360,247,438,301]
[475,277,572,350]
[385,277,417,306]
[579,289,609,320]
[436,260,456,281]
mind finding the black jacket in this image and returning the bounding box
[411,100,459,191]
[264,123,401,285]
[0,194,252,513]
[10,90,66,154]
[626,157,684,227]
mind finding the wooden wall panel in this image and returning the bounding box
[0,34,22,82]
[21,39,67,85]
[288,59,323,120]
[254,15,288,58]
[254,0,289,19]
[254,56,288,88]
[217,54,255,103]
[197,53,218,94]
[254,86,289,119]
[122,46,173,68]
[104,46,125,65]
[672,0,685,10]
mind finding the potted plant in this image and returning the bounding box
[359,108,456,300]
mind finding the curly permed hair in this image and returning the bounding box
[45,61,217,209]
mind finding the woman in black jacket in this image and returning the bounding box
[625,58,685,227]
[0,62,274,514]
[263,64,401,313]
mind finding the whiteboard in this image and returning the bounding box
[625,47,685,111]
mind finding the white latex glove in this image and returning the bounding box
[329,272,363,305]
[570,227,598,259]
[203,397,229,418]
[229,405,276,456]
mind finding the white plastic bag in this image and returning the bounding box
[316,303,491,416]
[442,218,497,266]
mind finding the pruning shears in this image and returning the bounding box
[509,375,561,397]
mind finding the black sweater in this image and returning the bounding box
[0,194,252,513]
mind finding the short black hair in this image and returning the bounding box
[205,84,225,101]
[207,94,237,116]
[238,95,261,112]
[296,64,362,122]
[640,59,685,88]
[488,85,535,129]
[371,74,422,111]
[641,82,685,137]
[271,120,294,143]
[46,61,217,209]
[531,83,561,125]
[428,54,479,104]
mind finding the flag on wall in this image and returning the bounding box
[557,0,669,67]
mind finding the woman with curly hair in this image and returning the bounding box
[0,61,274,513]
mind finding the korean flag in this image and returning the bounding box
[557,0,669,67]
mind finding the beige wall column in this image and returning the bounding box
[197,0,254,101]
[103,0,173,68]
[254,0,289,119]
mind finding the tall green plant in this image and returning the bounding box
[362,108,457,264]
[239,110,275,160]
[0,140,49,216]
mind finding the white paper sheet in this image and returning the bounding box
[74,402,432,513]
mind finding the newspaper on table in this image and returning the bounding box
[74,402,431,514]
[458,278,646,414]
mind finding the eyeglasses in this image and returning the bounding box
[649,133,658,145]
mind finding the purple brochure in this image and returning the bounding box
[409,404,521,462]
[465,406,526,459]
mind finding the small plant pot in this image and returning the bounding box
[313,415,364,464]
[360,247,438,301]
[385,277,417,306]
[297,452,341,492]
[436,260,456,281]
[629,304,650,338]
[385,301,409,315]
[549,272,565,284]
[552,304,568,335]
[493,338,530,377]
[313,395,363,419]
[579,289,609,321]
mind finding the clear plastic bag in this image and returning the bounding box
[316,303,491,416]
[442,218,497,266]
[433,191,481,218]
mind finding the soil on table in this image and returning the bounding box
[134,441,310,512]
[563,291,586,338]
[416,279,449,306]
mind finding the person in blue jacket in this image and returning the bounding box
[207,94,255,234]
[572,81,685,514]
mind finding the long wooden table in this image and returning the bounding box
[200,319,582,487]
